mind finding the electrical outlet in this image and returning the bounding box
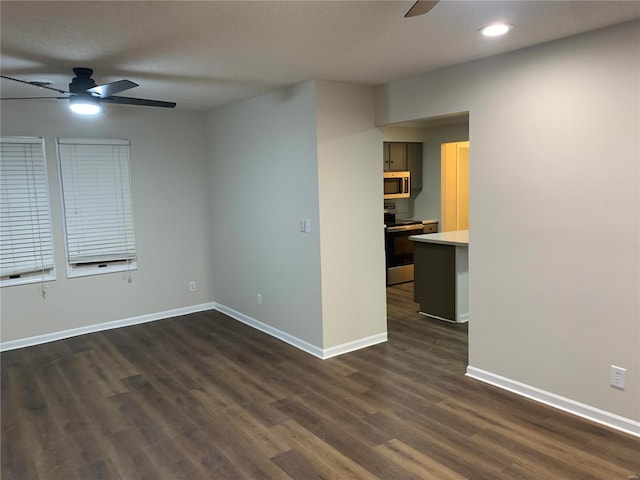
[189,281,197,292]
[610,365,626,389]
[257,293,262,306]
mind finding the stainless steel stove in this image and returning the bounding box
[384,213,424,286]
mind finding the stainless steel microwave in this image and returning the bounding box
[384,171,411,199]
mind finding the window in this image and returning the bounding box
[56,138,137,278]
[0,137,55,287]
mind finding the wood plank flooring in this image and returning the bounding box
[2,282,639,479]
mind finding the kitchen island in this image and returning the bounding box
[409,230,468,323]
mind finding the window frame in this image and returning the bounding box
[56,137,138,279]
[0,136,56,288]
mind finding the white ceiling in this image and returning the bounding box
[1,1,639,112]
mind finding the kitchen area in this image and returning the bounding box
[382,116,469,323]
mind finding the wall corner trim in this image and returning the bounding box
[0,302,218,352]
[466,366,640,438]
[213,302,387,359]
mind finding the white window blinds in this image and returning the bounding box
[0,137,55,280]
[57,138,137,267]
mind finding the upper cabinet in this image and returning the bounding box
[383,142,423,190]
[384,142,408,171]
[407,143,423,190]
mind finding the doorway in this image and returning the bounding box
[382,117,470,373]
[441,141,469,232]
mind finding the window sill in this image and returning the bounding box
[66,261,138,279]
[1,271,56,288]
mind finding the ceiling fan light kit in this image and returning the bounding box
[69,95,101,115]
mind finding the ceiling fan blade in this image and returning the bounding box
[100,95,176,108]
[87,79,139,98]
[1,96,67,100]
[405,0,440,17]
[0,74,70,95]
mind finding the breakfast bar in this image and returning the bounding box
[409,230,469,323]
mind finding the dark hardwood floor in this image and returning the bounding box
[2,282,639,479]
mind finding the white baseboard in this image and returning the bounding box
[213,302,387,359]
[213,302,325,358]
[466,366,640,438]
[0,302,217,352]
[2,300,387,360]
[322,332,388,359]
[419,311,468,324]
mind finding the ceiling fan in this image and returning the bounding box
[1,67,176,114]
[405,0,440,18]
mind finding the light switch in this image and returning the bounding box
[304,219,311,233]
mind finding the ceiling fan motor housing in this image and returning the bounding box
[69,68,96,94]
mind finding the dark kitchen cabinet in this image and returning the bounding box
[383,142,423,190]
[422,221,438,234]
[383,142,407,171]
[407,142,422,190]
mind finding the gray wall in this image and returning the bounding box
[206,80,388,351]
[0,101,212,342]
[206,81,324,347]
[376,21,640,422]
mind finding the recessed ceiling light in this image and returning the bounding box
[479,23,513,37]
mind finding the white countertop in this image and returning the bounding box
[409,229,469,246]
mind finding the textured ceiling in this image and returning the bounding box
[1,1,639,112]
